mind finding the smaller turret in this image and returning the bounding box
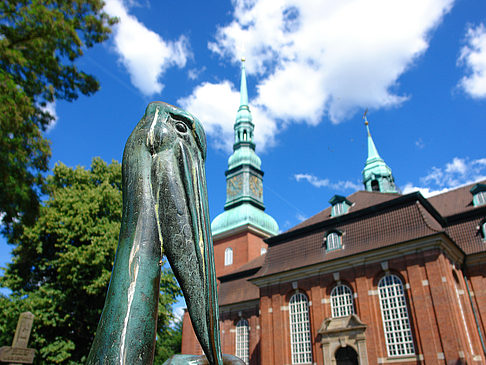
[362,114,398,193]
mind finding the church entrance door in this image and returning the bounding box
[335,346,358,365]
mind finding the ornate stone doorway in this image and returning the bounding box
[318,314,368,365]
[335,346,359,365]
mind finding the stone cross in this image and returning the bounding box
[0,312,36,364]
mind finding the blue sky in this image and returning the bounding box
[2,0,486,313]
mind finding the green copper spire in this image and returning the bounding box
[211,59,279,237]
[232,58,256,152]
[366,122,381,162]
[362,114,398,193]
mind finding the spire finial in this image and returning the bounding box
[239,57,248,107]
[363,108,369,126]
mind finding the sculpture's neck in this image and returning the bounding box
[87,148,162,364]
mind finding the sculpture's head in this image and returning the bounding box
[124,101,222,364]
[141,101,206,159]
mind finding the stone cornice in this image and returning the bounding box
[219,299,259,313]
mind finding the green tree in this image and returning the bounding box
[0,158,181,364]
[154,319,183,364]
[0,1,117,234]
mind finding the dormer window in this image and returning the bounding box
[325,231,342,251]
[480,221,486,242]
[470,184,486,207]
[329,195,352,217]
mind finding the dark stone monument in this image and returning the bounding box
[87,102,244,365]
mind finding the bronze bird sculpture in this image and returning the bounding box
[87,102,242,365]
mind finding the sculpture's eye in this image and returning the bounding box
[175,122,188,133]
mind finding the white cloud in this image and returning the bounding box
[296,213,307,222]
[210,0,454,124]
[415,138,425,149]
[294,173,361,192]
[172,305,185,324]
[104,0,190,95]
[178,81,277,152]
[401,183,450,198]
[402,157,486,196]
[187,67,206,81]
[458,23,486,98]
[42,101,58,132]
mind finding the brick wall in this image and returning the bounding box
[213,231,268,277]
[256,248,484,364]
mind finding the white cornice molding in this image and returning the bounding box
[213,223,273,242]
[250,233,464,287]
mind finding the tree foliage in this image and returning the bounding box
[0,0,117,233]
[0,158,182,364]
[154,319,183,364]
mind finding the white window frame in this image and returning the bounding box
[261,247,267,255]
[224,247,233,266]
[289,292,313,364]
[331,284,355,318]
[378,274,415,357]
[235,319,249,364]
[332,202,347,216]
[475,191,486,206]
[326,232,341,251]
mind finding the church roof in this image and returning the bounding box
[218,275,260,306]
[257,192,446,278]
[217,181,486,305]
[288,190,401,232]
[254,181,485,280]
[218,255,265,306]
[428,179,486,217]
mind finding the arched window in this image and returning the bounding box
[235,319,249,364]
[224,247,233,266]
[289,293,312,364]
[326,232,342,251]
[260,247,267,255]
[331,284,354,317]
[482,221,486,241]
[378,274,415,357]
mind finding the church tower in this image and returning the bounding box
[362,115,398,193]
[211,59,279,277]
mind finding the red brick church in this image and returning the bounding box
[181,61,486,364]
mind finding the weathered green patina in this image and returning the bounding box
[211,59,278,238]
[87,102,242,364]
[362,114,398,193]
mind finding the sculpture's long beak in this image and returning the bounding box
[153,134,223,365]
